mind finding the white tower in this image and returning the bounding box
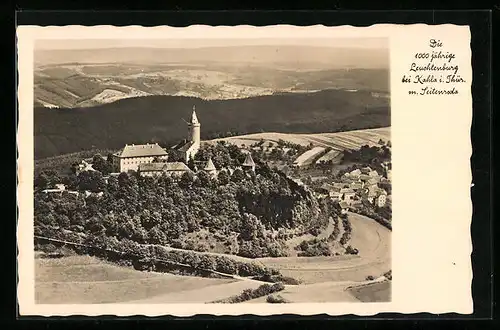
[188,105,201,146]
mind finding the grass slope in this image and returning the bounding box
[35,89,390,159]
[35,255,236,304]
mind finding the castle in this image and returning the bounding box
[111,106,203,176]
[111,105,255,178]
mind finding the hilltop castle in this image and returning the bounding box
[112,106,202,174]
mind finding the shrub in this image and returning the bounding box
[212,283,285,303]
[297,238,331,257]
[366,275,375,281]
[266,294,289,304]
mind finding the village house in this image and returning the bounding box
[138,162,192,178]
[112,143,168,173]
[339,201,350,214]
[75,160,96,175]
[340,188,356,204]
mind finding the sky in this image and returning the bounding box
[35,38,388,50]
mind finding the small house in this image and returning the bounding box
[339,201,350,214]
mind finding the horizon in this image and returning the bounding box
[34,38,389,51]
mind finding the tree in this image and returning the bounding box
[92,154,112,175]
[231,168,245,183]
[35,170,61,190]
[77,170,106,192]
[218,170,230,185]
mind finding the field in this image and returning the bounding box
[209,127,391,152]
[35,255,239,304]
[293,147,326,167]
[347,280,391,302]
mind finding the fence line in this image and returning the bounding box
[34,235,239,280]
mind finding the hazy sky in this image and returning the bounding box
[35,38,388,50]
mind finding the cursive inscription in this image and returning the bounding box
[401,39,466,95]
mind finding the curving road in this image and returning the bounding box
[257,212,391,284]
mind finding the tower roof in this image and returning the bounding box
[243,153,255,167]
[191,106,199,124]
[204,158,216,171]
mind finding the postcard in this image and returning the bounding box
[17,24,472,316]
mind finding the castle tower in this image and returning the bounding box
[242,153,256,172]
[204,157,218,178]
[188,105,201,146]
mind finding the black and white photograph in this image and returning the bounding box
[17,24,474,316]
[31,34,392,305]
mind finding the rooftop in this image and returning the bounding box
[138,162,191,172]
[204,158,216,171]
[243,153,255,167]
[115,143,167,158]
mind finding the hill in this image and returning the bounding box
[208,127,391,151]
[35,46,389,69]
[34,63,389,108]
[34,89,390,159]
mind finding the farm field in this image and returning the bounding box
[35,255,237,304]
[207,127,391,151]
[293,147,326,167]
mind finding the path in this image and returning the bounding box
[257,212,391,284]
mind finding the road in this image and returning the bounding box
[257,212,391,284]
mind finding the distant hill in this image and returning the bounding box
[34,89,390,159]
[35,46,389,69]
[34,63,389,108]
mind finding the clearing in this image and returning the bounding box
[206,127,390,151]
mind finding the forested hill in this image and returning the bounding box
[35,89,390,159]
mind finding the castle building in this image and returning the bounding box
[177,106,201,162]
[138,162,192,178]
[112,143,168,172]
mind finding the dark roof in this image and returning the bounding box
[139,162,191,173]
[164,162,191,172]
[178,141,194,153]
[339,201,349,209]
[138,163,166,172]
[243,153,255,167]
[116,143,167,158]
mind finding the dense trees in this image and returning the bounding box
[34,144,332,258]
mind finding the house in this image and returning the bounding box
[360,167,372,175]
[339,201,350,214]
[359,174,371,182]
[175,107,201,162]
[368,170,379,177]
[112,143,168,172]
[350,182,363,191]
[340,188,356,204]
[138,162,192,178]
[75,160,96,175]
[367,177,380,186]
[333,182,348,189]
[349,169,362,177]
